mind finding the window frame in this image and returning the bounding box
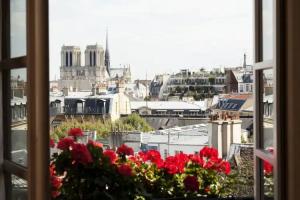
[0,0,50,199]
[254,0,285,199]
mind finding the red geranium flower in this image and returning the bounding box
[117,164,132,176]
[71,143,93,165]
[175,153,189,172]
[264,147,274,175]
[50,164,62,198]
[264,161,273,175]
[128,156,142,166]
[184,175,199,192]
[188,154,204,166]
[200,146,218,159]
[68,128,83,137]
[57,137,74,150]
[50,139,55,148]
[143,150,164,168]
[164,156,182,174]
[103,149,117,164]
[137,151,147,161]
[219,161,231,175]
[116,144,134,156]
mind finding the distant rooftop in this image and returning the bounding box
[131,100,207,111]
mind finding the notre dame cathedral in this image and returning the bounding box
[58,32,131,91]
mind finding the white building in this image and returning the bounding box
[50,83,131,121]
[118,124,209,158]
[130,100,208,116]
[59,44,109,91]
[58,32,131,91]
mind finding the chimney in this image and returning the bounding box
[208,119,242,158]
[62,87,69,96]
[116,80,125,93]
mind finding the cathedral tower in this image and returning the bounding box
[105,29,111,76]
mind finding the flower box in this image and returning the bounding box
[50,128,242,200]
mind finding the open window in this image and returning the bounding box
[0,0,49,199]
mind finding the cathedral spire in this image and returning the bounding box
[105,28,111,76]
[243,53,247,68]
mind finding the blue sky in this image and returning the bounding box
[49,0,253,80]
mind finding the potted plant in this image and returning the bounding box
[50,128,238,200]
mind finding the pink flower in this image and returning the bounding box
[71,143,93,165]
[117,144,134,156]
[68,128,83,137]
[103,150,117,164]
[118,164,132,176]
[57,137,74,150]
[184,175,199,192]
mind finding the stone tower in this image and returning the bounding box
[84,44,108,82]
[105,29,111,76]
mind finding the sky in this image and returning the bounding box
[49,0,253,81]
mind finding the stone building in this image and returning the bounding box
[225,54,254,94]
[58,32,131,91]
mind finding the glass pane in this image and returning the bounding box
[261,69,274,150]
[10,0,27,58]
[263,159,274,199]
[10,68,27,166]
[11,174,28,200]
[262,0,274,60]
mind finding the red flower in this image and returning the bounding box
[142,150,164,168]
[164,156,182,174]
[264,161,273,175]
[188,154,204,166]
[165,163,178,174]
[145,150,161,161]
[200,146,218,159]
[116,144,134,156]
[128,156,142,166]
[175,153,189,172]
[219,161,231,175]
[264,147,274,175]
[71,143,93,165]
[118,164,132,176]
[184,175,199,192]
[51,175,62,189]
[68,128,83,137]
[50,139,55,148]
[50,164,61,198]
[103,150,117,164]
[87,140,103,148]
[57,137,74,150]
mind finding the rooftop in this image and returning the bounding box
[130,100,208,111]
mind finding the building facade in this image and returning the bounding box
[58,33,131,91]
